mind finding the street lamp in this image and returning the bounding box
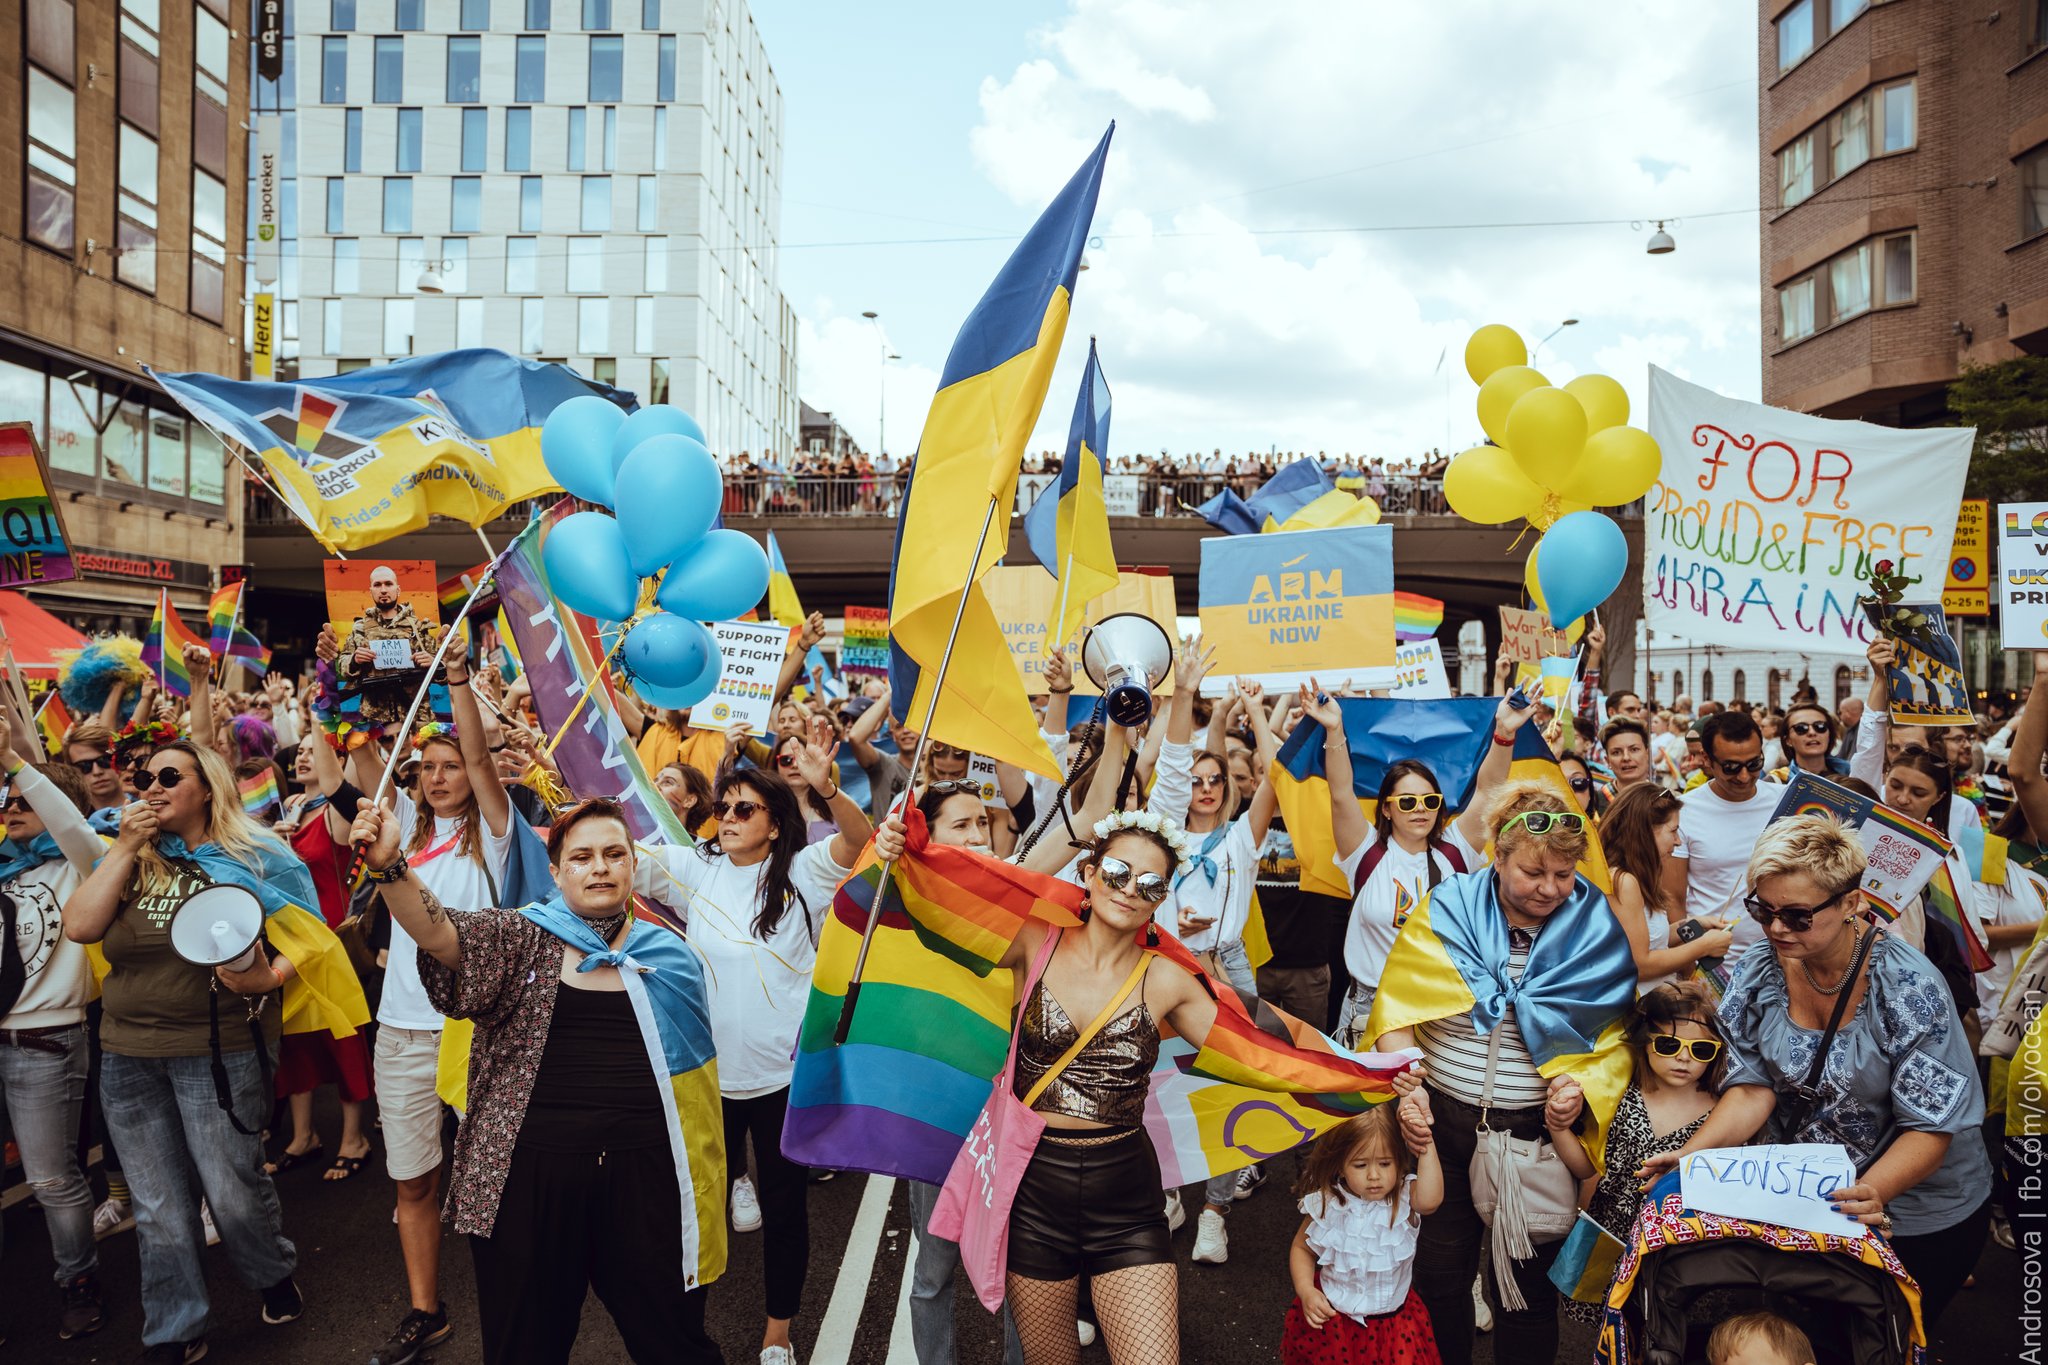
[860,310,893,456]
[417,259,455,293]
[1532,317,1579,363]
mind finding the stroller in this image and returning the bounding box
[1595,1174,1926,1365]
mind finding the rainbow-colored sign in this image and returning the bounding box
[0,424,75,588]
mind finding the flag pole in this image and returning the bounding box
[217,581,244,690]
[155,589,168,693]
[366,549,510,809]
[832,495,1002,1046]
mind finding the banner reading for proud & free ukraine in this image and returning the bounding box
[1197,525,1394,693]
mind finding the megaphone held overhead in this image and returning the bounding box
[167,884,266,973]
[1081,613,1174,728]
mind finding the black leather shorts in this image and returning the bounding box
[1007,1126,1173,1282]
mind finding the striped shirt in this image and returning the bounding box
[1416,928,1549,1109]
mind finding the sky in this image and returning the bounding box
[748,1,1763,465]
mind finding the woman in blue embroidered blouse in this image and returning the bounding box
[1642,814,1991,1326]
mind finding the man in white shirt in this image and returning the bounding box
[1664,711,1782,971]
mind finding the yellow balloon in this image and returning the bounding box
[1504,386,1589,490]
[1443,445,1544,525]
[1464,324,1529,385]
[1560,425,1661,505]
[1476,365,1549,447]
[1564,374,1629,433]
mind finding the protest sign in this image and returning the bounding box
[2000,501,2048,646]
[982,565,1178,695]
[968,752,1003,807]
[1943,499,1989,616]
[323,558,441,727]
[1498,605,1571,664]
[839,606,890,678]
[1198,525,1394,694]
[0,425,75,589]
[1861,601,1971,726]
[687,621,789,734]
[1769,770,1950,917]
[1644,367,1971,654]
[1678,1143,1864,1239]
[1390,639,1452,698]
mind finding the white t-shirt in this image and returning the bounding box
[1336,824,1479,989]
[1673,779,1783,972]
[638,841,849,1098]
[1152,818,1258,954]
[1,766,104,1030]
[380,791,513,1031]
[1979,865,2048,1027]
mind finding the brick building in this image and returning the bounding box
[0,0,247,635]
[1760,0,2048,421]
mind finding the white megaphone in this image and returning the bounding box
[1081,613,1175,728]
[167,885,266,973]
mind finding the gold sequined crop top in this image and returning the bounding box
[1011,978,1159,1127]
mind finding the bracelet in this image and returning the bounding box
[1491,730,1515,747]
[444,671,470,686]
[1048,687,1072,695]
[365,858,410,885]
[2,758,23,778]
[821,782,841,802]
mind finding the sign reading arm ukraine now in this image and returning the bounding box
[1197,525,1395,695]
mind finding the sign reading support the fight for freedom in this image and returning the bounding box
[1197,525,1394,693]
[1644,367,1972,655]
[688,621,789,735]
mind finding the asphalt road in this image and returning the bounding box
[1,1092,2028,1363]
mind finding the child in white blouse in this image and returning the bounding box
[1283,1104,1446,1365]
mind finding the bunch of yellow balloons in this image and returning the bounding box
[1441,323,1662,530]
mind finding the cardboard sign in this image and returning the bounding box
[1498,605,1571,664]
[1943,498,1989,616]
[968,752,1003,807]
[981,565,1179,696]
[1197,525,1395,694]
[371,638,412,670]
[1861,600,1972,726]
[840,606,890,678]
[1768,770,1951,918]
[1390,639,1452,698]
[688,621,790,734]
[0,424,76,589]
[1679,1144,1864,1240]
[2000,501,2048,647]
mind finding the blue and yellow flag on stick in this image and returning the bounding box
[766,530,805,630]
[149,350,630,552]
[1194,456,1336,534]
[1023,338,1118,650]
[888,125,1112,779]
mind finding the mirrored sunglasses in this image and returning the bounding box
[1096,855,1170,903]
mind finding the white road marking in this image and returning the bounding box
[811,1173,897,1365]
[885,1221,920,1364]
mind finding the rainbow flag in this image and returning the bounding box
[239,768,281,820]
[1392,591,1443,642]
[1923,857,1994,973]
[140,591,209,698]
[208,583,273,674]
[34,690,71,757]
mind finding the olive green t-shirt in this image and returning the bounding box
[99,864,281,1059]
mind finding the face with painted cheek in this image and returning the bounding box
[551,815,635,919]
[1083,832,1172,934]
[926,791,991,849]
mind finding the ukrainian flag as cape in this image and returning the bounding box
[1364,866,1635,1172]
[519,900,726,1289]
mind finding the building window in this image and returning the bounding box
[438,237,470,293]
[1778,0,1815,69]
[643,0,661,25]
[1778,230,1915,345]
[645,235,668,291]
[1671,671,1684,701]
[1881,231,1915,303]
[374,36,403,102]
[1777,80,1913,209]
[567,236,602,291]
[591,357,616,386]
[1732,668,1747,701]
[396,0,424,29]
[578,298,608,352]
[638,175,658,230]
[397,107,423,171]
[568,106,587,170]
[1829,243,1872,322]
[506,107,533,170]
[147,412,187,497]
[115,16,159,290]
[324,298,343,353]
[327,177,346,232]
[521,298,545,353]
[581,177,612,230]
[1831,95,1868,181]
[1780,276,1816,343]
[1833,664,1853,706]
[1832,0,1869,27]
[461,107,488,171]
[653,106,667,169]
[520,176,543,230]
[1767,669,1783,709]
[603,106,617,171]
[384,178,413,232]
[332,0,356,29]
[506,237,538,292]
[584,0,612,29]
[516,35,547,101]
[1701,669,1714,703]
[527,0,552,26]
[322,36,348,101]
[457,297,484,348]
[448,35,482,103]
[398,236,427,293]
[461,0,491,29]
[1779,134,1814,208]
[650,357,670,405]
[657,34,676,102]
[385,298,415,355]
[452,176,482,232]
[26,48,77,255]
[345,107,364,170]
[1882,82,1915,153]
[194,7,228,105]
[334,239,360,293]
[635,296,653,353]
[2024,146,2048,237]
[589,35,623,102]
[190,168,227,321]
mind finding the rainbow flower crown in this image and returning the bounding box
[410,721,458,750]
[1091,809,1192,872]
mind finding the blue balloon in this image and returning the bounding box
[542,511,639,621]
[542,396,628,507]
[1535,511,1628,627]
[610,405,709,477]
[622,612,713,689]
[614,435,724,577]
[631,644,723,710]
[655,529,770,622]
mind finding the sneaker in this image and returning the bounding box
[259,1276,303,1325]
[1191,1208,1228,1264]
[731,1175,763,1233]
[59,1272,104,1339]
[1232,1164,1267,1201]
[93,1196,134,1240]
[1164,1190,1186,1232]
[1473,1274,1493,1333]
[136,1341,208,1364]
[368,1303,453,1365]
[1077,1318,1097,1347]
[760,1347,797,1365]
[200,1200,220,1248]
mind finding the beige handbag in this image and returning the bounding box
[1467,1019,1581,1310]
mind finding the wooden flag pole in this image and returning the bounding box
[832,495,1001,1046]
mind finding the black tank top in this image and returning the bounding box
[515,983,668,1152]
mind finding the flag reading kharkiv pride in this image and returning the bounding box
[1198,525,1395,694]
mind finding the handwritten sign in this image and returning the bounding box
[687,621,789,735]
[371,638,412,670]
[1390,639,1452,698]
[1644,367,1972,655]
[1678,1143,1864,1239]
[1499,605,1571,664]
[0,424,75,588]
[2000,501,2048,646]
[839,606,890,678]
[1198,526,1394,694]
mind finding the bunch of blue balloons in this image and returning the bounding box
[538,396,770,709]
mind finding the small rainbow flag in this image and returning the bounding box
[239,768,281,820]
[1923,857,1994,974]
[1393,591,1443,643]
[34,690,71,757]
[207,580,272,674]
[141,590,209,698]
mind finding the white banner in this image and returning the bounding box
[1644,367,1971,655]
[252,115,282,286]
[2001,502,2048,647]
[1103,473,1140,517]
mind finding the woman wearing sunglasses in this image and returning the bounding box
[631,733,871,1365]
[771,730,839,845]
[1641,814,1992,1328]
[1555,752,1606,821]
[1770,701,1848,782]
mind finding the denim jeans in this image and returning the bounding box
[1198,941,1260,1213]
[0,1025,97,1284]
[1335,979,1378,1050]
[905,1179,1023,1365]
[100,1049,297,1346]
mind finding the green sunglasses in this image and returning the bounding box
[1498,810,1588,839]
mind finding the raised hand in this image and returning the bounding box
[1043,644,1073,694]
[181,641,212,673]
[1174,633,1217,694]
[349,797,402,867]
[793,733,841,792]
[1296,680,1342,732]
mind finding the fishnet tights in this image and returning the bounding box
[1008,1263,1179,1364]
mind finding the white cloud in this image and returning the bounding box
[793,304,941,458]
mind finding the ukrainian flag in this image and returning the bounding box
[766,530,804,630]
[1023,338,1118,650]
[887,125,1112,780]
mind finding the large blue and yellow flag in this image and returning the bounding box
[149,350,629,552]
[888,126,1113,779]
[1023,338,1118,650]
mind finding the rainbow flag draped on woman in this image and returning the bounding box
[782,813,1416,1186]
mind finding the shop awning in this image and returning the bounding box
[0,590,90,679]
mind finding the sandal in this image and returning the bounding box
[265,1143,324,1175]
[324,1149,371,1182]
